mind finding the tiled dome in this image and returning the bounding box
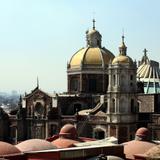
[52,124,82,148]
[137,50,160,93]
[123,140,157,159]
[0,141,21,156]
[59,124,78,139]
[112,55,133,65]
[16,139,56,152]
[69,47,114,69]
[136,127,150,138]
[145,145,160,157]
[68,20,114,69]
[52,138,81,148]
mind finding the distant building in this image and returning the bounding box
[137,50,160,140]
[137,49,160,94]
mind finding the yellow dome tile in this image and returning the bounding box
[69,48,87,68]
[83,48,102,65]
[112,55,133,65]
[69,47,114,69]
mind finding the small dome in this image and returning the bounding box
[112,55,133,65]
[59,124,78,139]
[69,47,114,69]
[136,127,150,138]
[123,140,157,159]
[0,141,21,156]
[16,139,56,152]
[145,145,160,157]
[52,124,81,148]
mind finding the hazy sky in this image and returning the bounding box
[0,0,160,94]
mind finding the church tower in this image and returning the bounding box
[107,35,138,143]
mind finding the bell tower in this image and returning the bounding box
[107,36,138,143]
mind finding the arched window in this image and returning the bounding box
[74,103,82,114]
[106,74,109,89]
[111,98,115,113]
[113,75,116,86]
[34,102,44,118]
[137,101,140,112]
[130,82,133,87]
[97,40,100,46]
[121,75,125,86]
[94,129,105,139]
[119,98,127,113]
[28,106,31,116]
[131,99,135,113]
[49,125,57,136]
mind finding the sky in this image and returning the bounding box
[0,0,160,94]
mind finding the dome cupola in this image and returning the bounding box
[112,35,133,65]
[86,19,102,48]
[119,35,127,55]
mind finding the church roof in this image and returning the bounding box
[24,87,55,99]
[137,49,160,94]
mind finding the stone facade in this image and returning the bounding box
[8,87,60,143]
[67,73,108,94]
[137,94,160,140]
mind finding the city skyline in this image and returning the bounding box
[0,0,160,93]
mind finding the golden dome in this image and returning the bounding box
[68,20,114,69]
[69,47,114,69]
[112,55,133,65]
